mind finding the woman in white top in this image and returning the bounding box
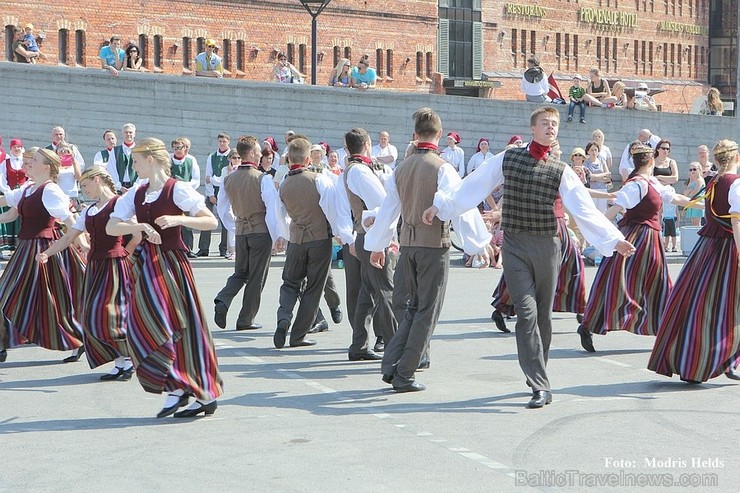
[465,138,493,177]
[591,129,612,173]
[54,141,82,209]
[583,141,612,213]
[440,132,464,176]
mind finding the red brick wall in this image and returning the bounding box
[1,0,438,91]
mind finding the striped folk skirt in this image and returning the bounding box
[80,257,133,368]
[127,242,223,401]
[492,218,586,316]
[0,236,85,350]
[648,236,740,381]
[582,224,671,336]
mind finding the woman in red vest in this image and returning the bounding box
[106,137,223,418]
[0,138,28,253]
[37,166,140,380]
[0,148,86,363]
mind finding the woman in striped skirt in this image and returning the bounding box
[577,144,700,352]
[0,140,29,253]
[648,139,740,382]
[0,148,86,363]
[37,166,140,380]
[106,138,222,418]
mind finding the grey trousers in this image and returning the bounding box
[198,199,227,254]
[350,234,397,354]
[214,232,272,327]
[311,268,341,325]
[277,238,332,345]
[343,244,382,339]
[502,231,561,392]
[381,246,449,386]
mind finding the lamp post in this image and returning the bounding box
[298,0,332,85]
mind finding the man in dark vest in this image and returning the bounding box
[170,137,201,258]
[213,135,288,331]
[365,108,491,392]
[425,106,636,408]
[341,127,397,361]
[198,133,231,257]
[274,137,354,349]
[107,123,137,192]
[93,130,117,166]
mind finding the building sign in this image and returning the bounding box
[505,3,546,17]
[463,80,498,88]
[579,8,637,28]
[658,21,708,35]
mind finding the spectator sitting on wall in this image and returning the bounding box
[582,68,611,106]
[195,39,223,78]
[566,75,587,124]
[700,87,724,116]
[100,36,125,77]
[600,81,627,108]
[123,44,143,71]
[273,53,304,83]
[12,26,39,63]
[520,56,548,103]
[351,57,376,90]
[632,82,658,111]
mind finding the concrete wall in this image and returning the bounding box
[1,62,735,183]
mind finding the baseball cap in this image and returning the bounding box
[637,82,649,90]
[205,39,217,47]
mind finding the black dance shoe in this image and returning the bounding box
[680,378,703,384]
[527,390,552,408]
[63,346,85,363]
[330,307,343,324]
[100,366,135,381]
[214,300,228,329]
[156,393,190,418]
[576,313,584,324]
[373,336,384,353]
[348,350,382,361]
[725,369,740,381]
[0,349,6,362]
[577,325,595,353]
[382,374,394,384]
[393,381,426,393]
[273,320,289,349]
[491,310,511,333]
[308,320,329,334]
[174,400,218,418]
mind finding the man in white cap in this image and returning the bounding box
[195,39,223,78]
[633,82,657,112]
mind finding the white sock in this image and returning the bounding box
[163,389,186,408]
[122,357,134,370]
[114,356,126,368]
[184,398,215,410]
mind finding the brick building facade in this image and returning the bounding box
[1,0,722,113]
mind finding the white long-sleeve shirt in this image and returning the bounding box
[170,154,201,190]
[465,151,493,177]
[204,148,231,197]
[615,176,676,210]
[111,180,206,221]
[217,170,289,244]
[440,146,465,175]
[433,149,625,257]
[364,162,492,255]
[6,181,72,221]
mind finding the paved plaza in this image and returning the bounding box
[1,251,738,492]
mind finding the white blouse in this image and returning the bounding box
[615,176,676,210]
[111,180,207,222]
[5,181,72,221]
[57,165,79,198]
[727,178,740,214]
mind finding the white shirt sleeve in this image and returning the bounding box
[618,144,633,175]
[110,185,138,221]
[261,174,289,242]
[216,183,235,232]
[173,180,206,215]
[614,180,646,210]
[728,178,740,214]
[315,173,354,245]
[434,151,505,220]
[347,165,387,210]
[41,183,73,221]
[72,145,85,169]
[363,170,401,252]
[204,154,214,197]
[560,166,624,256]
[4,183,32,208]
[72,207,90,232]
[189,157,201,190]
[0,167,9,195]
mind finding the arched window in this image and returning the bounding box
[75,30,85,65]
[182,37,192,69]
[58,29,69,64]
[153,35,162,69]
[222,39,231,71]
[5,25,15,61]
[138,34,148,68]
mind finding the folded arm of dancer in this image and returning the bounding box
[429,151,631,257]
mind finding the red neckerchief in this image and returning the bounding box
[348,154,372,166]
[529,141,550,161]
[239,161,258,169]
[416,142,439,151]
[106,147,114,151]
[123,141,135,148]
[289,164,306,171]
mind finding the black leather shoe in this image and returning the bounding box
[725,369,740,381]
[174,400,217,418]
[393,381,426,393]
[100,367,126,381]
[382,374,394,384]
[187,252,198,259]
[156,393,190,418]
[236,323,263,331]
[196,250,209,257]
[373,336,384,353]
[273,320,289,349]
[491,310,511,333]
[576,313,584,324]
[0,349,6,362]
[348,350,382,361]
[681,377,703,384]
[330,307,343,324]
[289,339,317,347]
[63,346,85,363]
[214,300,228,329]
[417,360,430,370]
[527,390,552,408]
[120,367,134,381]
[308,320,329,334]
[577,325,595,352]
